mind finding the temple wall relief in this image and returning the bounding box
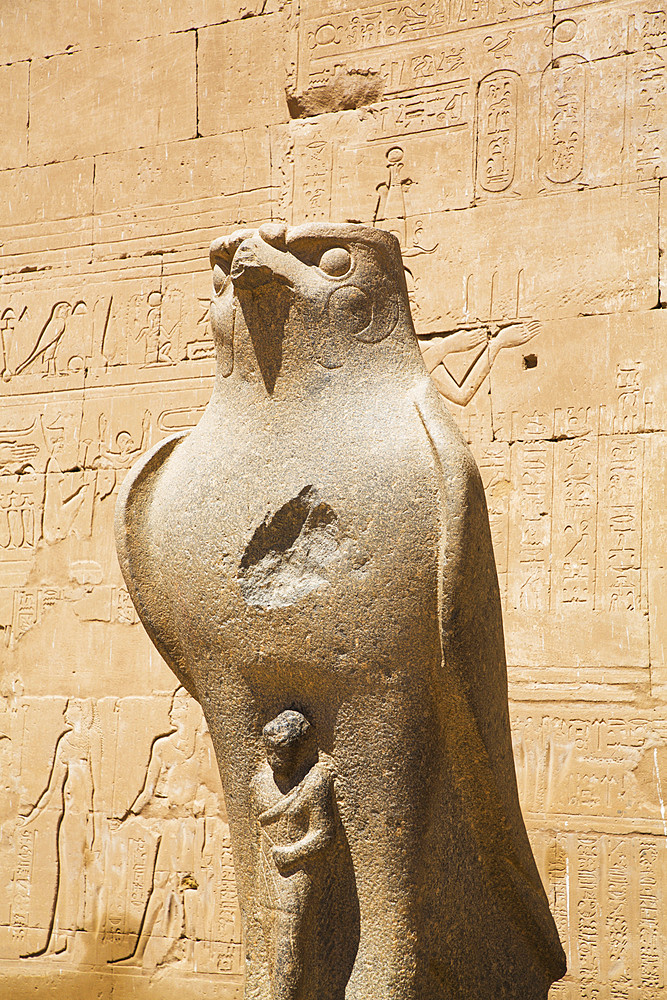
[0,1,665,996]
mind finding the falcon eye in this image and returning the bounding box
[318,247,351,277]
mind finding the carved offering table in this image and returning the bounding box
[116,222,566,1000]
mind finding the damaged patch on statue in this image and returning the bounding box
[238,486,345,608]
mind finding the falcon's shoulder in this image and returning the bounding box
[115,431,192,690]
[411,377,566,977]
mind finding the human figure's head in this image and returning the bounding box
[262,710,316,783]
[115,430,133,455]
[64,698,94,730]
[169,686,198,731]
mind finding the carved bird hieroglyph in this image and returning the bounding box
[116,223,566,1000]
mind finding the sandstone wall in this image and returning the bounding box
[0,1,665,997]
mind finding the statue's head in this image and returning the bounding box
[262,709,316,780]
[208,222,416,378]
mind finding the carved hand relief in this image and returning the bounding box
[418,318,542,406]
[415,265,542,407]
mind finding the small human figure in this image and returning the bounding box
[21,699,102,958]
[94,411,150,470]
[0,307,16,379]
[42,415,96,543]
[251,710,358,1000]
[137,292,174,365]
[419,319,542,406]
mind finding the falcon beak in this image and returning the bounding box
[211,227,298,293]
[229,244,274,290]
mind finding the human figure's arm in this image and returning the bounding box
[22,735,68,822]
[429,321,542,406]
[98,414,109,450]
[121,740,164,819]
[91,421,112,469]
[272,769,336,874]
[419,327,489,373]
[138,411,151,452]
[89,728,103,844]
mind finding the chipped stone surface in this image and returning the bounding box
[0,0,665,997]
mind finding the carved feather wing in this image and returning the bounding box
[412,377,566,980]
[115,431,195,696]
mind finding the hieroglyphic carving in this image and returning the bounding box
[478,441,511,595]
[0,691,240,980]
[110,689,225,970]
[598,436,644,614]
[0,0,665,996]
[629,6,667,51]
[510,440,553,612]
[510,699,667,996]
[0,308,17,379]
[512,709,667,825]
[297,0,549,98]
[316,84,473,225]
[42,412,114,544]
[299,138,333,221]
[627,46,667,182]
[552,437,597,609]
[11,301,87,379]
[95,411,150,471]
[373,144,440,256]
[0,488,38,551]
[540,58,587,185]
[0,278,218,390]
[476,70,518,192]
[0,386,214,671]
[0,299,89,385]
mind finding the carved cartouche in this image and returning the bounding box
[116,223,566,1000]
